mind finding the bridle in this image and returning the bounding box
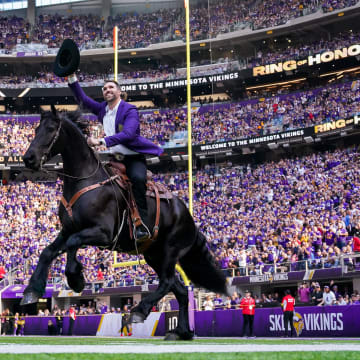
[38,118,100,181]
[39,120,62,169]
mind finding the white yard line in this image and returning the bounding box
[0,344,360,353]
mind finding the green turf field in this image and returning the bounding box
[2,353,360,360]
[0,337,359,360]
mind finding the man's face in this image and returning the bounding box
[102,81,121,103]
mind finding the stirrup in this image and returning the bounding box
[133,222,151,242]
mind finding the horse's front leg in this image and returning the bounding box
[21,232,67,305]
[65,227,111,293]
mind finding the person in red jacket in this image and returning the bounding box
[68,306,77,336]
[240,290,256,338]
[281,289,295,337]
[353,236,360,252]
[0,264,5,280]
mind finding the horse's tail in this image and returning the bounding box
[179,229,229,295]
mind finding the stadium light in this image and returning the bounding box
[246,78,306,90]
[267,143,278,150]
[171,155,181,162]
[242,147,255,155]
[147,157,160,165]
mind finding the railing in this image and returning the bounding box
[0,267,21,288]
[57,275,161,293]
[222,254,360,278]
[2,254,359,291]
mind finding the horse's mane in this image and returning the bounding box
[61,110,91,137]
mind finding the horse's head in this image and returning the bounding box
[24,105,62,170]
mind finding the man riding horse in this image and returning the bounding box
[67,74,163,246]
[20,40,227,340]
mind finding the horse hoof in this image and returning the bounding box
[20,291,40,305]
[164,332,180,341]
[129,312,146,323]
[164,331,194,341]
[66,273,85,293]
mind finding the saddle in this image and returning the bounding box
[105,161,173,253]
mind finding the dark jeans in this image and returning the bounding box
[284,311,295,337]
[68,318,75,335]
[242,314,254,337]
[121,323,130,335]
[122,155,148,221]
[56,320,63,335]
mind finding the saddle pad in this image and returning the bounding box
[105,162,173,200]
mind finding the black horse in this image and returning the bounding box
[20,106,227,340]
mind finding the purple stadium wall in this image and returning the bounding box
[21,305,360,337]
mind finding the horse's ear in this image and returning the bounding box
[51,104,57,117]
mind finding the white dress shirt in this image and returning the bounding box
[102,100,138,155]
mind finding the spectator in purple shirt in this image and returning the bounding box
[298,282,311,303]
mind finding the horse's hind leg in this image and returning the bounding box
[21,233,67,305]
[130,255,177,324]
[166,278,194,340]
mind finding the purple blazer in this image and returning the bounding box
[68,81,163,156]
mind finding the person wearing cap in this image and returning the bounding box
[54,40,163,246]
[240,290,256,338]
[281,289,296,337]
[318,285,336,306]
[350,294,360,305]
[311,283,323,306]
[335,295,347,305]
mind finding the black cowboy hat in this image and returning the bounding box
[53,39,80,77]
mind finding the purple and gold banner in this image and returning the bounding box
[192,305,360,337]
[19,306,360,337]
[155,305,360,337]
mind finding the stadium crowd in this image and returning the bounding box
[202,283,360,310]
[248,29,360,67]
[0,146,360,288]
[1,77,360,153]
[0,0,359,51]
[2,25,360,89]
